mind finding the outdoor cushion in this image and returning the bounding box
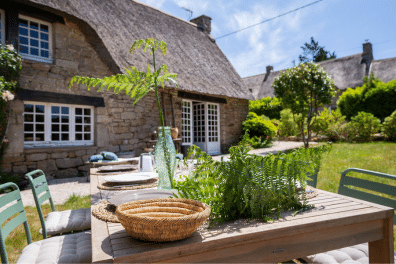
[39,208,91,236]
[17,231,91,264]
[304,243,396,264]
[89,154,103,162]
[102,151,118,161]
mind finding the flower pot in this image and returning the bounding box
[171,127,179,139]
[154,127,176,189]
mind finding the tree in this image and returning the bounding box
[299,37,336,63]
[272,62,335,147]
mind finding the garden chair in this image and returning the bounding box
[25,170,91,239]
[0,182,92,264]
[302,168,396,263]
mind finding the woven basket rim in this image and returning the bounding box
[116,198,210,221]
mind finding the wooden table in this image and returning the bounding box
[91,174,394,263]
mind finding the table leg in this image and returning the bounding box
[369,217,394,264]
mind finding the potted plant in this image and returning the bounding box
[69,38,178,189]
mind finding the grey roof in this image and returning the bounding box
[24,0,253,100]
[370,57,396,83]
[242,73,265,99]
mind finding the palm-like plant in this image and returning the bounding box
[69,38,178,187]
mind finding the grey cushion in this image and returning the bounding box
[40,208,91,236]
[304,243,395,264]
[17,231,91,264]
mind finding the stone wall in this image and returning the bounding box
[1,18,249,180]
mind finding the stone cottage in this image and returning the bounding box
[244,42,396,106]
[1,0,253,179]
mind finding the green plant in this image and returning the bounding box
[311,108,346,141]
[273,62,335,147]
[242,112,277,139]
[299,37,336,63]
[278,109,299,137]
[241,131,273,149]
[70,38,178,187]
[363,79,396,121]
[249,97,283,119]
[382,110,396,141]
[173,142,332,224]
[349,112,381,142]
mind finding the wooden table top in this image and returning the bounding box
[90,173,394,263]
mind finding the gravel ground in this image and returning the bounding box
[15,141,309,206]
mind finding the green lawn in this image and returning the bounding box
[4,194,90,263]
[316,141,396,250]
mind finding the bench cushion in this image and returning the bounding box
[17,231,91,264]
[40,208,91,236]
[304,243,396,264]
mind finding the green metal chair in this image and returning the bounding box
[0,183,32,264]
[25,170,91,239]
[0,182,92,263]
[303,168,396,263]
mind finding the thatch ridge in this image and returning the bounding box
[22,0,254,100]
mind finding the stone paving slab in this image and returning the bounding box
[5,141,309,207]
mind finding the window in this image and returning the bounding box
[0,9,4,44]
[18,15,52,63]
[24,102,94,148]
[182,100,193,145]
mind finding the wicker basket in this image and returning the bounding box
[116,198,210,242]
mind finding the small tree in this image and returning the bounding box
[299,37,336,63]
[272,62,335,147]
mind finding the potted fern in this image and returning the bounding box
[69,38,178,189]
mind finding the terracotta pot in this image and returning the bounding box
[171,127,179,139]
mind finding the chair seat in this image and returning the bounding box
[40,208,91,236]
[304,243,396,264]
[17,231,91,264]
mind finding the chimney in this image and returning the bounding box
[362,42,373,75]
[190,15,212,34]
[264,65,273,81]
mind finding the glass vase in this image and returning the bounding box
[154,127,176,189]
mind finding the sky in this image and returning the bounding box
[137,0,396,78]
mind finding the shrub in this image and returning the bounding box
[382,110,396,141]
[311,108,346,140]
[242,112,277,139]
[363,79,396,121]
[349,112,381,142]
[278,109,299,137]
[337,86,365,120]
[249,97,283,120]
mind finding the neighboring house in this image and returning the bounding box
[244,42,396,106]
[1,0,253,179]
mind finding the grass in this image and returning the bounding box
[3,194,90,263]
[316,141,396,250]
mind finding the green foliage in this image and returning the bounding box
[278,109,299,137]
[299,37,336,63]
[382,110,396,141]
[0,171,20,193]
[363,79,396,120]
[242,112,277,139]
[311,108,346,141]
[241,131,273,149]
[249,97,283,119]
[173,142,332,224]
[349,112,381,142]
[337,86,365,120]
[273,62,335,147]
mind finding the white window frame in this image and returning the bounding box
[23,101,94,149]
[181,100,193,146]
[0,9,5,44]
[18,14,53,63]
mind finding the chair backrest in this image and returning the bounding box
[306,168,318,188]
[25,169,55,239]
[338,168,396,225]
[0,183,32,264]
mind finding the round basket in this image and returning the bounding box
[116,198,210,242]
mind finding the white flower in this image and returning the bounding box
[6,44,14,51]
[2,90,15,102]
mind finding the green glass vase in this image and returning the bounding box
[155,127,176,189]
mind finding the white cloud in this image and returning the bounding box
[137,0,166,9]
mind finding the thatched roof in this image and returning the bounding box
[21,0,254,100]
[370,57,396,83]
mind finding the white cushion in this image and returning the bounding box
[17,231,91,264]
[40,208,91,236]
[304,243,395,264]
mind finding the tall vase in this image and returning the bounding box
[155,127,176,189]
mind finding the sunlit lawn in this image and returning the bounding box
[4,194,90,263]
[317,141,396,250]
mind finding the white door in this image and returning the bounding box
[181,100,193,146]
[193,102,206,152]
[206,103,221,155]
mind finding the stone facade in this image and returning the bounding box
[1,18,249,180]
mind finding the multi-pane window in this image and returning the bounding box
[193,103,205,143]
[0,9,4,44]
[182,101,192,145]
[207,104,219,143]
[24,102,94,148]
[18,15,52,63]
